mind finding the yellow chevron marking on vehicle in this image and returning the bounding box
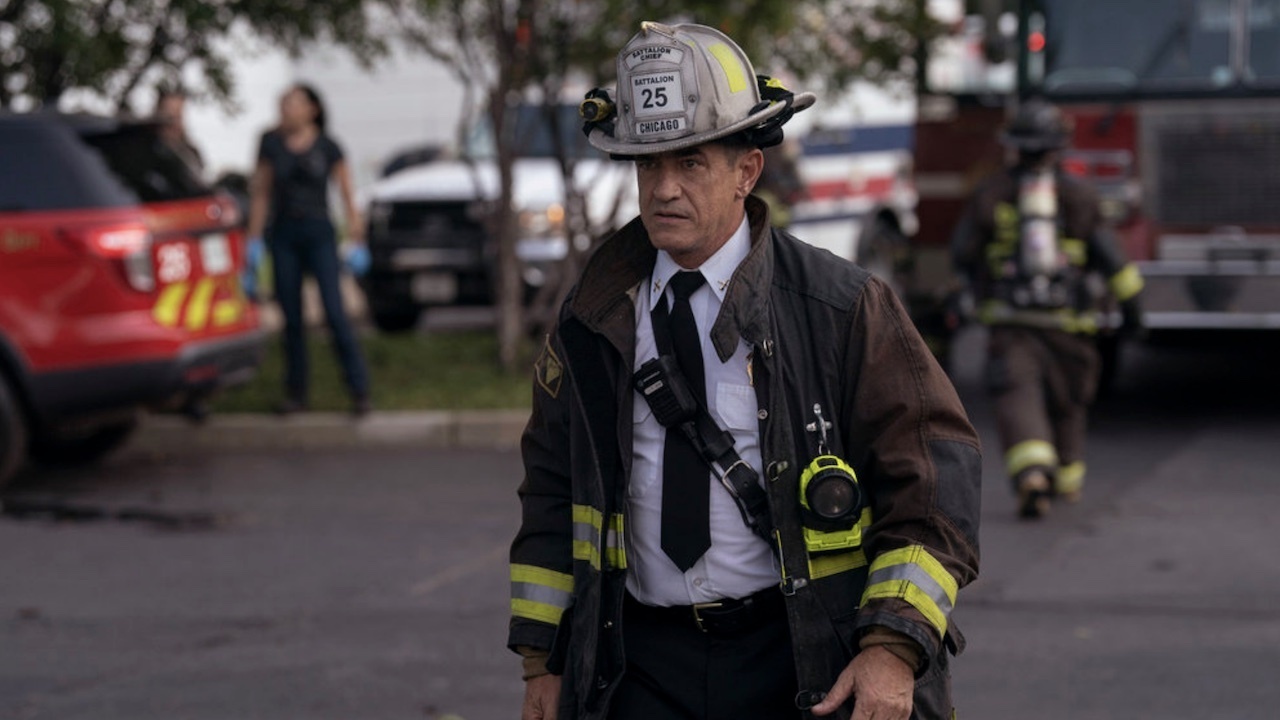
[184,277,216,331]
[211,278,245,327]
[153,282,189,328]
[212,299,243,327]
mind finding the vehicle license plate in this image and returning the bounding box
[200,234,233,276]
[411,272,459,303]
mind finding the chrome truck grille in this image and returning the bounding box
[1145,102,1280,227]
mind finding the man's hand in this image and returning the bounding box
[811,645,914,719]
[521,673,562,720]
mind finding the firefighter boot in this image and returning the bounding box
[1055,461,1085,504]
[1016,469,1052,519]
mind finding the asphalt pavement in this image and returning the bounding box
[3,325,1279,719]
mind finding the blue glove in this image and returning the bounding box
[343,243,371,277]
[242,236,265,302]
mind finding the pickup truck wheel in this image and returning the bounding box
[0,377,28,490]
[371,307,422,333]
[29,419,138,467]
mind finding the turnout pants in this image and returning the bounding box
[985,325,1100,494]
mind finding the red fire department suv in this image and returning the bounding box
[0,112,267,487]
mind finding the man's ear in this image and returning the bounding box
[737,148,765,199]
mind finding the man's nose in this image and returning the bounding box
[651,167,682,201]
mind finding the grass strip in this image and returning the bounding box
[212,330,534,413]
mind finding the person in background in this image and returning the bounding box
[246,83,371,417]
[153,85,205,179]
[951,98,1145,519]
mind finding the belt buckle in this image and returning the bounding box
[691,601,723,633]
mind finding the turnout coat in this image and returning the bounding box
[510,197,982,719]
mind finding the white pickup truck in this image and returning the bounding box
[360,104,636,331]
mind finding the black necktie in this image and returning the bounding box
[652,270,710,571]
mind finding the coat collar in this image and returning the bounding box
[570,195,775,362]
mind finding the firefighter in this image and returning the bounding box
[510,21,981,720]
[951,98,1145,519]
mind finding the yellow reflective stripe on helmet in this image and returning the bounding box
[1056,461,1086,495]
[153,282,189,328]
[862,545,958,637]
[184,277,216,331]
[707,43,748,93]
[1006,439,1058,477]
[1109,263,1144,301]
[510,563,573,625]
[1061,238,1087,266]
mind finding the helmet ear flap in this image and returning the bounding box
[745,74,795,149]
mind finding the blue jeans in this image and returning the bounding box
[268,218,369,402]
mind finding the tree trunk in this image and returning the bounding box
[490,89,524,374]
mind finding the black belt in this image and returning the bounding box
[624,587,786,636]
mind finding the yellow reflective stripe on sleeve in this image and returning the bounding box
[1061,238,1087,266]
[1056,461,1086,495]
[572,505,600,568]
[184,277,216,331]
[605,513,627,570]
[510,563,574,625]
[572,504,624,570]
[862,545,959,637]
[1109,264,1144,301]
[153,282,189,327]
[1006,439,1058,477]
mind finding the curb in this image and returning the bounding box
[126,409,531,455]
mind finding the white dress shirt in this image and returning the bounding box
[626,215,779,607]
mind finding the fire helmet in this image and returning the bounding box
[581,21,815,157]
[1001,98,1072,152]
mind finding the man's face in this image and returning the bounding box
[157,95,185,136]
[636,143,763,269]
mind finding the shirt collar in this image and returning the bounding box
[649,214,752,308]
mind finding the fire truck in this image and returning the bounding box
[890,0,1280,364]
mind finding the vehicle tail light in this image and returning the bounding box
[75,224,156,292]
[1062,158,1089,177]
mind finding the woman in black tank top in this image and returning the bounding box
[246,83,371,416]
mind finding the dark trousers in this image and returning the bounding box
[609,593,800,720]
[986,325,1100,483]
[268,218,369,401]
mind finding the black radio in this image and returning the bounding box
[633,355,699,428]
